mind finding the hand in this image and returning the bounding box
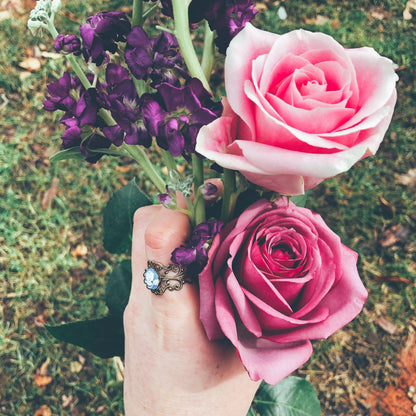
[123,205,259,416]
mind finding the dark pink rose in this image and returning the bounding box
[199,198,367,384]
[196,24,398,195]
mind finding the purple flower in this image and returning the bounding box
[99,63,152,147]
[125,26,184,87]
[171,219,224,274]
[54,34,82,55]
[142,78,222,156]
[157,186,176,208]
[44,72,110,162]
[160,0,257,54]
[80,12,131,65]
[200,182,218,201]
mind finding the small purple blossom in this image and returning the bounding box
[54,34,82,55]
[157,186,176,208]
[80,11,131,65]
[125,26,184,87]
[171,219,224,274]
[99,63,152,147]
[200,182,218,201]
[160,0,257,54]
[142,78,222,156]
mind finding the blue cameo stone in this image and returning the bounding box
[144,268,159,290]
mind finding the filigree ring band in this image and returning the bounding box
[143,260,189,295]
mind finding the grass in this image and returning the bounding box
[0,0,415,415]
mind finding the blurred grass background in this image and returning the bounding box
[0,0,415,415]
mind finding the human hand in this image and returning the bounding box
[123,205,260,416]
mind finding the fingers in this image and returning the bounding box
[144,206,190,265]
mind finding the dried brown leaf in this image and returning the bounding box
[373,275,412,285]
[39,360,49,376]
[41,177,59,209]
[375,316,399,335]
[18,57,42,72]
[71,244,88,258]
[62,394,73,408]
[404,0,416,19]
[396,168,416,188]
[34,405,52,416]
[380,225,411,247]
[33,375,53,387]
[305,15,330,25]
[378,195,395,218]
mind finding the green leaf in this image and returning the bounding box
[289,191,309,208]
[252,377,321,416]
[103,178,152,254]
[45,315,124,358]
[50,147,86,163]
[105,259,132,317]
[88,147,123,157]
[246,406,258,416]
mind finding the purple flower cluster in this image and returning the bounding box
[54,34,82,56]
[125,26,185,87]
[100,63,151,147]
[161,0,257,54]
[46,10,222,161]
[171,219,224,274]
[142,78,222,156]
[43,72,111,162]
[79,12,131,65]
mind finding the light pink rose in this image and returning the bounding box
[196,24,398,195]
[199,198,367,384]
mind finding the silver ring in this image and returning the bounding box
[143,261,189,295]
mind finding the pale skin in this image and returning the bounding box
[123,205,260,416]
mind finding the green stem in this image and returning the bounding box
[201,21,215,82]
[171,0,211,93]
[161,149,177,173]
[192,154,205,224]
[221,168,236,222]
[121,143,166,193]
[132,0,143,26]
[142,1,161,21]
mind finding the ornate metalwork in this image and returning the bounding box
[145,261,190,295]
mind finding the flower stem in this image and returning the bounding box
[201,21,215,82]
[171,0,211,93]
[221,168,237,222]
[161,149,177,173]
[132,0,143,27]
[192,154,205,224]
[121,143,166,193]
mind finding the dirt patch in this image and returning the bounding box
[359,327,416,416]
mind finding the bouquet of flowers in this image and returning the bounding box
[28,0,398,413]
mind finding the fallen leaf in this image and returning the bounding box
[33,375,53,387]
[96,406,106,413]
[18,57,41,72]
[115,165,132,173]
[378,195,395,218]
[70,361,83,373]
[373,275,412,285]
[404,0,416,19]
[71,244,88,258]
[78,354,86,366]
[34,405,52,416]
[396,168,416,188]
[39,360,49,376]
[62,394,73,408]
[41,177,59,209]
[305,15,330,25]
[255,2,268,11]
[380,225,411,247]
[375,316,399,335]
